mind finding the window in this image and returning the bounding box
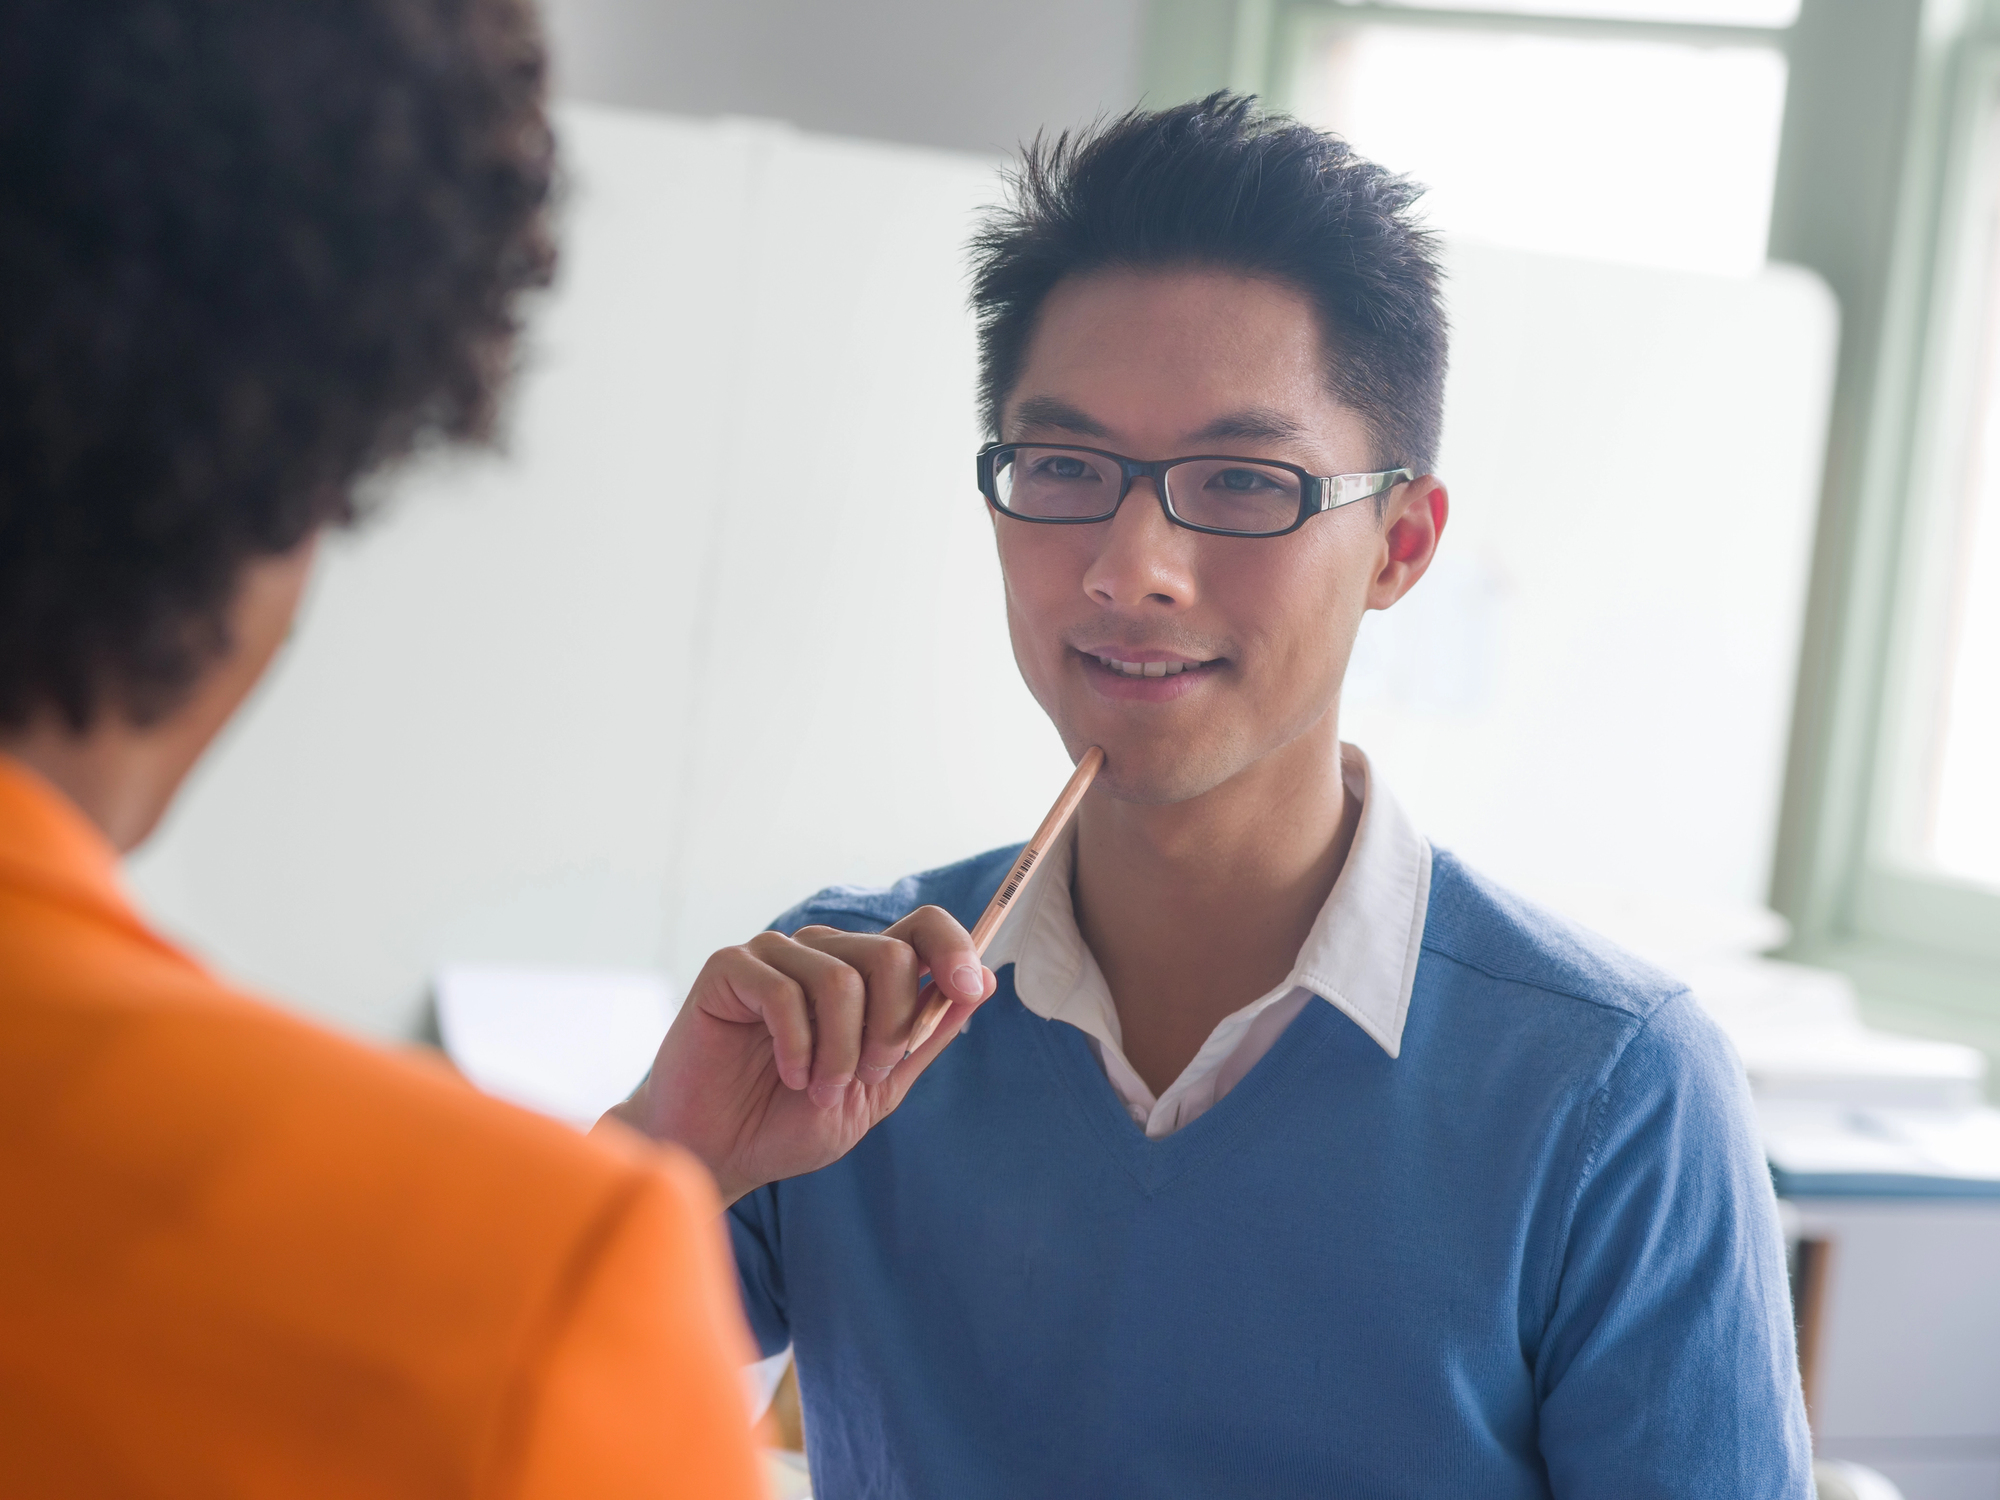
[1363,0,1795,20]
[1932,416,2000,887]
[1911,74,2000,889]
[1857,40,2000,975]
[1284,13,1790,274]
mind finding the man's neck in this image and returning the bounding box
[1069,718,1360,1099]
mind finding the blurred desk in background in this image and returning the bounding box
[1786,1193,2000,1500]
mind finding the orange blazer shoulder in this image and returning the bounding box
[0,758,764,1499]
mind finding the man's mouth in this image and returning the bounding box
[1092,655,1212,678]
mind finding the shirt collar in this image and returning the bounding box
[984,743,1431,1060]
[0,753,219,968]
[0,754,128,911]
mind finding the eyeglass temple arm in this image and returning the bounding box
[1317,467,1416,511]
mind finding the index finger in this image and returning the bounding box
[882,904,989,1008]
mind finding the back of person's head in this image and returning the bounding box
[969,92,1447,476]
[0,0,555,733]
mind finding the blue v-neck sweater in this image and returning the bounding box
[730,848,1811,1499]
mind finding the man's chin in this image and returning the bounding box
[1072,739,1243,808]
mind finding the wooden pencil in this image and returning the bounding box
[903,745,1105,1056]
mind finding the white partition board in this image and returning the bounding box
[127,103,1836,1039]
[1346,244,1837,913]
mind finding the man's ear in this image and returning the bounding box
[1366,476,1448,610]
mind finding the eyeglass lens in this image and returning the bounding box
[994,447,1303,534]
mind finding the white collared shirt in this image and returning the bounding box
[983,744,1432,1139]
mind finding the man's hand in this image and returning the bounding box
[605,907,995,1205]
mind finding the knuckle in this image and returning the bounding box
[814,965,865,1014]
[836,966,868,1009]
[856,933,919,980]
[744,930,792,959]
[882,940,921,982]
[715,946,771,984]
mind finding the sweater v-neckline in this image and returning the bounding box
[1016,969,1344,1196]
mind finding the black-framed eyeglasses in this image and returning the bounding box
[977,442,1414,539]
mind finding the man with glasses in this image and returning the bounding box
[618,94,1812,1498]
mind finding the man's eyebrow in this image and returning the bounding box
[1009,398,1315,450]
[1009,395,1110,438]
[1187,408,1313,446]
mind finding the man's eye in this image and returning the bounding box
[1034,456,1098,481]
[1212,467,1279,493]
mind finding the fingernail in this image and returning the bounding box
[809,1080,850,1109]
[952,964,983,997]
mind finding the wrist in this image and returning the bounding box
[602,1079,760,1209]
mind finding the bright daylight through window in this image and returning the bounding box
[1289,12,1791,276]
[1351,0,1795,22]
[1925,97,2000,890]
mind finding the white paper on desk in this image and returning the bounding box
[435,964,672,1128]
[1761,1101,2000,1184]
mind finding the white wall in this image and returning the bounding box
[126,103,1837,1041]
[540,0,1147,156]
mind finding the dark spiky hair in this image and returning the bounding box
[969,92,1447,474]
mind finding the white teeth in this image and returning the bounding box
[1096,656,1201,677]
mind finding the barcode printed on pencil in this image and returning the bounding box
[995,848,1037,908]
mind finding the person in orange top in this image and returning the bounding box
[0,2,763,1495]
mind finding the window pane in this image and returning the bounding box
[1932,487,2000,885]
[1348,0,1797,25]
[1927,117,2000,889]
[1291,25,1789,275]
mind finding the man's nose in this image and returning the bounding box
[1081,477,1195,610]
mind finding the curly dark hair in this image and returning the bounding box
[0,0,556,729]
[970,92,1447,477]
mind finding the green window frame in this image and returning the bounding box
[1141,0,2000,1071]
[1775,6,2000,1066]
